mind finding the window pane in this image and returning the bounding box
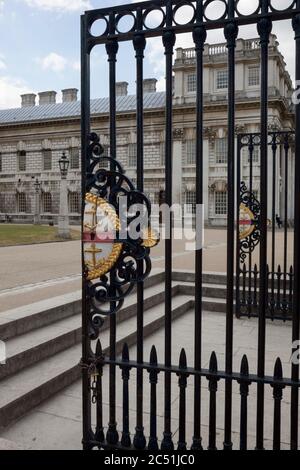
[70,148,80,170]
[43,149,52,171]
[186,140,196,165]
[128,143,137,167]
[69,192,80,213]
[215,191,228,215]
[18,151,26,172]
[185,191,196,214]
[217,70,228,89]
[187,74,196,92]
[215,138,228,164]
[248,66,260,86]
[43,193,52,213]
[17,193,27,213]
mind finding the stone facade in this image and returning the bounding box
[0,35,295,226]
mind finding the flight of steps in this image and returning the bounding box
[0,270,228,429]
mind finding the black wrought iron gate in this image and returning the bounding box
[81,0,300,451]
[236,131,295,321]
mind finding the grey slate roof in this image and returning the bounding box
[0,91,166,125]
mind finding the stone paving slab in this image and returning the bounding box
[0,309,297,450]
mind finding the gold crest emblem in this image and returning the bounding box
[83,192,159,281]
[239,203,256,240]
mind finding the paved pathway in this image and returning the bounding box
[0,229,294,312]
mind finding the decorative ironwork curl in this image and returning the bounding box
[84,132,159,331]
[85,0,299,49]
[239,181,261,263]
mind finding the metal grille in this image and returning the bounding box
[81,0,300,451]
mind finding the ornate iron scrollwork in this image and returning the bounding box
[83,132,159,332]
[239,181,261,263]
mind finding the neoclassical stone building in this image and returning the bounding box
[0,35,295,226]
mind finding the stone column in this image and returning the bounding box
[58,178,70,239]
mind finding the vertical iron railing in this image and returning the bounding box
[105,28,119,446]
[256,1,272,449]
[81,0,300,452]
[161,0,176,451]
[192,0,206,451]
[291,2,300,451]
[224,0,238,450]
[133,9,147,450]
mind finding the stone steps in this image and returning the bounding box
[0,270,228,429]
[0,294,192,428]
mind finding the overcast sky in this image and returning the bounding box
[0,0,295,109]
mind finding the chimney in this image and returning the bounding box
[38,91,57,106]
[21,93,36,107]
[62,88,78,103]
[143,78,157,94]
[116,82,128,97]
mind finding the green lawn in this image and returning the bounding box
[0,224,81,247]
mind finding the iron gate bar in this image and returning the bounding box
[271,134,277,319]
[257,0,272,450]
[224,0,238,451]
[238,355,250,451]
[192,0,206,451]
[106,33,119,446]
[161,1,176,450]
[291,2,300,451]
[101,357,300,389]
[283,134,289,314]
[81,13,93,451]
[133,8,147,450]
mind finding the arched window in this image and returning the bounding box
[69,192,80,214]
[17,193,27,213]
[42,193,52,213]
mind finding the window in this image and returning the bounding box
[186,140,196,165]
[216,69,228,89]
[69,192,80,213]
[215,191,228,215]
[128,143,137,167]
[43,149,52,171]
[18,151,26,172]
[0,154,2,173]
[249,146,260,164]
[42,193,52,213]
[17,193,27,213]
[215,138,228,164]
[70,147,80,170]
[248,66,260,87]
[187,74,196,93]
[102,145,110,158]
[101,145,110,169]
[185,191,196,214]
